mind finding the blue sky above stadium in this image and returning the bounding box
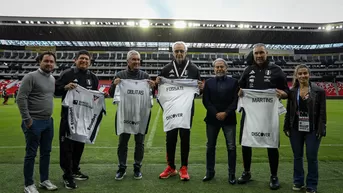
[1,0,342,23]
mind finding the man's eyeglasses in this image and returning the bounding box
[174,50,185,53]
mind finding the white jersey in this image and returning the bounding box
[113,79,152,135]
[238,89,286,148]
[62,85,106,144]
[157,78,199,132]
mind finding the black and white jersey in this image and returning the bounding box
[113,79,152,135]
[157,77,199,132]
[62,85,106,144]
[238,89,285,148]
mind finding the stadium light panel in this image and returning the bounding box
[298,26,301,29]
[90,21,96,25]
[127,21,135,26]
[25,21,29,24]
[318,27,321,30]
[139,20,150,28]
[17,20,21,24]
[238,24,244,28]
[37,21,40,24]
[30,21,34,24]
[75,21,82,25]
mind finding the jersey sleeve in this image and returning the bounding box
[112,84,121,104]
[62,89,73,107]
[238,66,250,88]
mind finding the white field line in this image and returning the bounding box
[146,107,161,149]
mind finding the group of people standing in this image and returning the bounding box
[15,41,326,193]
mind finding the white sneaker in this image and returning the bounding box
[39,180,58,191]
[24,184,39,193]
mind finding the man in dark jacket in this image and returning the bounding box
[108,50,155,181]
[55,50,99,189]
[237,43,289,190]
[202,58,239,184]
[155,41,203,181]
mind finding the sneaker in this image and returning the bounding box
[269,176,280,190]
[134,169,142,180]
[293,184,305,191]
[229,174,236,185]
[72,171,89,181]
[39,180,58,191]
[306,188,317,193]
[24,184,39,193]
[179,166,190,181]
[159,165,178,179]
[237,171,251,184]
[63,178,77,190]
[115,169,126,180]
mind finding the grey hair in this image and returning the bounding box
[212,58,228,67]
[253,43,267,50]
[127,50,140,60]
[172,41,188,52]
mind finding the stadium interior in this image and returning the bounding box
[1,9,343,193]
[1,17,343,97]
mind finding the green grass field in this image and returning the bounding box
[0,98,342,193]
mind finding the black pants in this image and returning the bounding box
[206,124,236,176]
[117,133,145,170]
[242,146,279,176]
[59,117,85,179]
[240,109,279,176]
[166,128,190,169]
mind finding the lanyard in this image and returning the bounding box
[173,60,189,78]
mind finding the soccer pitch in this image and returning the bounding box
[0,98,342,193]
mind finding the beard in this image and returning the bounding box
[41,67,53,74]
[216,72,226,77]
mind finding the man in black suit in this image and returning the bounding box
[202,58,239,184]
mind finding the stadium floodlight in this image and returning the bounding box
[127,21,135,26]
[25,21,29,24]
[238,24,244,28]
[30,21,34,24]
[326,25,332,31]
[298,26,301,29]
[90,21,96,25]
[75,21,82,25]
[318,27,321,30]
[37,21,40,24]
[139,20,150,28]
[174,21,187,28]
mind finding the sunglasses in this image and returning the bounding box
[174,50,185,53]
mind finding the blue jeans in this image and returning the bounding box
[290,129,321,191]
[206,124,236,176]
[21,118,54,186]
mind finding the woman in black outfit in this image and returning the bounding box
[283,64,327,193]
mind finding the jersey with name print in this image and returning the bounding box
[157,77,199,132]
[113,79,152,135]
[62,85,106,144]
[239,89,285,148]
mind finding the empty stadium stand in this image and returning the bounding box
[1,50,343,97]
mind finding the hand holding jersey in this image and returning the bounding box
[62,85,106,144]
[157,77,199,132]
[237,89,286,148]
[113,79,152,135]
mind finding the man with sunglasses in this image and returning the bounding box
[155,41,203,181]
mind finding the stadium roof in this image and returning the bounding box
[1,16,343,45]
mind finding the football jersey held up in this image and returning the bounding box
[113,79,152,135]
[62,85,106,144]
[238,89,286,148]
[157,77,199,132]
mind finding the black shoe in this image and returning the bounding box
[229,174,236,185]
[115,169,126,180]
[237,171,251,184]
[63,177,77,189]
[134,169,142,180]
[202,175,214,182]
[269,176,280,190]
[305,188,317,193]
[73,171,89,181]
